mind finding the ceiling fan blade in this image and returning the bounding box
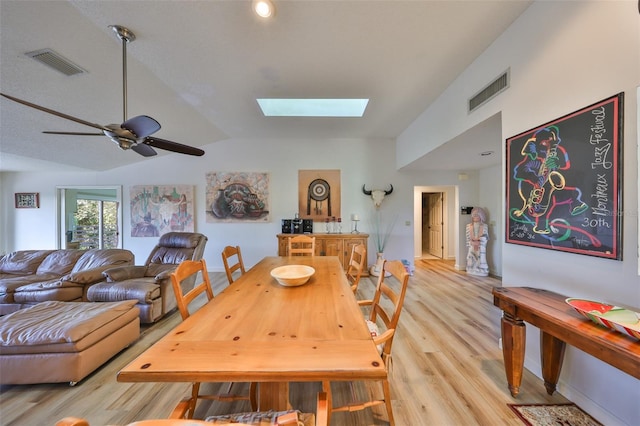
[131,143,157,157]
[144,136,205,156]
[1,92,110,132]
[43,131,103,136]
[122,115,160,138]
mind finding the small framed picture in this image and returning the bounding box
[15,192,40,209]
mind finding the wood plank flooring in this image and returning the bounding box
[0,259,570,425]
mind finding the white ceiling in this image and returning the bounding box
[0,0,531,172]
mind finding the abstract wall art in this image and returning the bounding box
[506,93,624,260]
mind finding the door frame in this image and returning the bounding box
[413,185,458,264]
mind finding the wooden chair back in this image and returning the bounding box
[57,392,328,426]
[169,258,256,418]
[170,259,214,320]
[346,243,367,294]
[221,245,246,285]
[287,235,316,256]
[368,259,410,361]
[325,259,410,425]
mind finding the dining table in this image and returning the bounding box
[117,255,386,412]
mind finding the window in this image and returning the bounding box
[57,186,122,249]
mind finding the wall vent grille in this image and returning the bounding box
[468,69,509,112]
[25,49,86,76]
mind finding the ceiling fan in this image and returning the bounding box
[0,25,204,157]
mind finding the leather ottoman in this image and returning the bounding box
[0,300,139,385]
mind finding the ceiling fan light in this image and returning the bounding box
[253,0,275,18]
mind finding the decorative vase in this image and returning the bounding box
[369,252,391,277]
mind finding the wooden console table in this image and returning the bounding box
[492,286,640,397]
[277,233,368,273]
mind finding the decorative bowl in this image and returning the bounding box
[270,265,315,287]
[566,298,640,340]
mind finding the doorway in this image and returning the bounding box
[422,192,444,258]
[56,186,123,249]
[414,185,457,265]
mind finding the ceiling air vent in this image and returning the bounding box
[25,49,86,76]
[468,69,509,112]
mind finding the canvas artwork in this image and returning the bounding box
[206,171,270,222]
[130,185,194,237]
[298,169,341,222]
[505,93,623,260]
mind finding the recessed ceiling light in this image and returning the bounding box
[253,0,275,18]
[256,99,369,117]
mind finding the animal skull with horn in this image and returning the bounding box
[362,184,393,209]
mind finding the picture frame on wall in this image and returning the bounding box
[205,171,270,223]
[130,185,195,237]
[15,192,39,209]
[298,169,341,222]
[505,92,624,260]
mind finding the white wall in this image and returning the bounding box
[398,2,639,425]
[1,138,419,271]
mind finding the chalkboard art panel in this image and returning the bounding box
[506,93,624,260]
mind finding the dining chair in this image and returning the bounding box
[287,235,315,256]
[169,259,257,418]
[323,259,410,426]
[345,243,367,294]
[56,392,328,426]
[221,245,246,285]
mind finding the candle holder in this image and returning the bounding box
[351,214,360,234]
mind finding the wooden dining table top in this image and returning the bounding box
[117,256,386,384]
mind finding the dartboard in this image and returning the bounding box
[309,179,330,201]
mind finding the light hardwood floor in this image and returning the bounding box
[0,259,570,425]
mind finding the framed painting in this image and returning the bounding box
[130,185,194,237]
[206,171,270,222]
[15,192,39,208]
[298,169,341,222]
[506,93,624,260]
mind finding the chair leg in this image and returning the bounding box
[322,381,332,426]
[381,379,395,426]
[249,382,258,411]
[187,382,201,419]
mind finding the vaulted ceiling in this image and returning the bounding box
[0,1,531,172]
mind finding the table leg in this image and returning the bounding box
[540,331,566,395]
[258,382,291,411]
[501,312,526,397]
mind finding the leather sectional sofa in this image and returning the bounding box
[0,248,134,316]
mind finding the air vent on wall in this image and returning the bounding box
[468,69,509,112]
[25,49,86,76]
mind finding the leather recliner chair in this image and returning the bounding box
[87,232,207,323]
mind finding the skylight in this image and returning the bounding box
[256,98,369,117]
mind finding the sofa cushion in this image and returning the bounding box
[87,279,160,304]
[65,249,135,284]
[36,250,84,276]
[0,274,63,303]
[145,263,177,278]
[0,250,54,275]
[0,300,139,354]
[13,278,84,303]
[158,232,203,249]
[148,247,195,268]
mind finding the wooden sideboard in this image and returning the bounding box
[492,286,640,398]
[277,233,368,273]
